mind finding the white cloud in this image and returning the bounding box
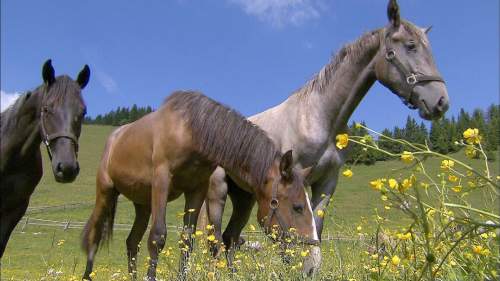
[95,70,118,94]
[229,0,325,27]
[1,90,20,112]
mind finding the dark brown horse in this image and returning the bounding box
[81,91,317,281]
[0,59,90,258]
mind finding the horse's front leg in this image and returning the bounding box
[302,158,341,277]
[310,168,340,238]
[206,167,228,257]
[146,164,171,281]
[0,200,29,258]
[178,188,208,280]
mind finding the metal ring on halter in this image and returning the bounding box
[385,49,396,60]
[406,74,417,85]
[270,198,279,209]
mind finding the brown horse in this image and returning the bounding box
[82,91,317,281]
[0,59,90,258]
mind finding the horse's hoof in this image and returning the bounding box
[302,246,321,277]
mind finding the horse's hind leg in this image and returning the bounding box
[82,180,119,281]
[223,182,255,271]
[0,201,29,258]
[178,189,207,280]
[146,165,171,281]
[127,203,151,281]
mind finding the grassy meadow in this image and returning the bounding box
[1,125,498,280]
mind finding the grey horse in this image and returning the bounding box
[204,0,449,275]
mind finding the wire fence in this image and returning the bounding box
[15,215,365,242]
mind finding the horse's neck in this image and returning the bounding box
[290,31,381,141]
[1,91,42,165]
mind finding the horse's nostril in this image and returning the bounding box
[438,96,444,107]
[56,162,63,173]
[76,162,80,173]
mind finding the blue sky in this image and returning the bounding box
[1,0,498,131]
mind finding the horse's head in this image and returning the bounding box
[374,0,449,120]
[40,59,90,183]
[255,150,318,245]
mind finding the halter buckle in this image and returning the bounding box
[406,74,417,85]
[270,199,279,209]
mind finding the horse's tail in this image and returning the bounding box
[81,174,118,253]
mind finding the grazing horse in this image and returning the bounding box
[0,60,90,258]
[205,0,449,275]
[81,91,317,281]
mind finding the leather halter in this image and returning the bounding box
[264,177,319,246]
[40,106,79,161]
[383,31,445,109]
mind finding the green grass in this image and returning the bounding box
[1,125,497,280]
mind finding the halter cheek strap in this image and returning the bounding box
[264,177,319,246]
[40,107,79,161]
[384,32,445,109]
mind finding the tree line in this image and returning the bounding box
[85,103,499,163]
[346,104,499,165]
[84,104,154,126]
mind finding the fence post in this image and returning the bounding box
[64,220,71,231]
[21,216,29,232]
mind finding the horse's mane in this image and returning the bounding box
[1,91,31,135]
[294,21,425,98]
[165,91,280,187]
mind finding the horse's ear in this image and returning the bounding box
[387,0,401,28]
[279,150,294,180]
[42,59,55,86]
[77,65,90,89]
[301,166,313,178]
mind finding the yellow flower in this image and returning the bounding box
[248,224,256,231]
[206,224,214,230]
[207,235,216,242]
[380,195,388,201]
[195,230,203,237]
[56,239,65,246]
[465,145,477,158]
[440,159,455,170]
[448,174,459,183]
[342,169,353,178]
[391,255,401,266]
[388,178,398,189]
[207,272,215,280]
[370,179,384,191]
[355,122,362,129]
[451,185,462,193]
[396,232,412,240]
[216,260,227,269]
[188,208,196,213]
[400,151,414,164]
[400,178,412,192]
[300,250,309,257]
[472,245,490,256]
[463,128,481,144]
[356,225,362,232]
[316,209,325,218]
[89,272,96,278]
[336,134,349,149]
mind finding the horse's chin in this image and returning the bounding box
[53,172,78,183]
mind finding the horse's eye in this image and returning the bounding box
[406,41,417,51]
[293,204,304,214]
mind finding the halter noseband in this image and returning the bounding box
[383,31,445,109]
[264,177,319,246]
[40,106,79,161]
